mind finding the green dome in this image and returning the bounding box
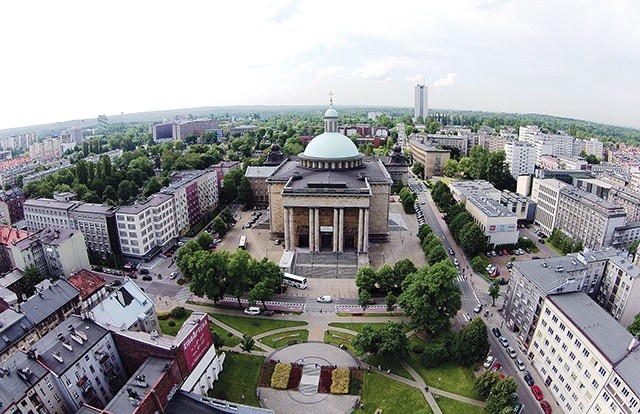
[324,107,338,117]
[303,131,359,159]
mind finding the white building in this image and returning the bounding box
[505,141,536,178]
[530,293,640,414]
[574,138,604,158]
[608,187,640,223]
[116,194,177,261]
[29,137,63,161]
[531,178,569,236]
[596,255,640,328]
[414,84,428,121]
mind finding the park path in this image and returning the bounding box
[183,300,485,413]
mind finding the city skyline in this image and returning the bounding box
[1,0,639,130]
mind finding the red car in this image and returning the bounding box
[491,363,502,371]
[541,400,552,413]
[531,385,544,401]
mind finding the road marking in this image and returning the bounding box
[473,291,480,303]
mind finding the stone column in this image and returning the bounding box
[333,208,339,253]
[357,208,364,253]
[284,207,290,250]
[314,208,320,252]
[308,208,315,252]
[363,208,370,252]
[338,208,344,253]
[288,208,295,250]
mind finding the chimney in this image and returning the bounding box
[628,336,640,352]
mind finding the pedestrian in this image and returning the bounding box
[501,321,504,328]
[301,358,305,364]
[378,365,381,370]
[386,369,390,374]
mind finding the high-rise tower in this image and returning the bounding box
[414,83,428,122]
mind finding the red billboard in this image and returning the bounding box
[181,316,213,371]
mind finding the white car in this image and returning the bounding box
[169,271,179,280]
[473,303,483,313]
[316,295,332,303]
[507,346,517,359]
[483,355,495,369]
[516,358,526,371]
[243,307,261,316]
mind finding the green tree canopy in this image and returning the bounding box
[452,317,490,365]
[352,323,408,360]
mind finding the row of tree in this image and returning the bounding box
[398,187,416,214]
[548,228,583,254]
[418,224,448,265]
[355,259,417,308]
[176,240,282,308]
[444,204,488,258]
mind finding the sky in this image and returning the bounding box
[1,0,640,130]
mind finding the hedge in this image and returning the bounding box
[271,363,292,389]
[330,368,350,394]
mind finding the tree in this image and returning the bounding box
[117,180,138,204]
[143,177,163,198]
[393,258,417,288]
[452,318,490,365]
[358,290,372,313]
[420,337,451,367]
[411,163,424,178]
[352,323,408,360]
[485,377,518,414]
[355,266,377,293]
[417,224,433,242]
[427,243,447,266]
[377,264,396,292]
[22,266,45,297]
[176,240,203,276]
[629,313,640,336]
[188,250,229,304]
[196,231,213,250]
[240,335,255,353]
[248,258,282,308]
[489,283,501,306]
[398,262,462,334]
[459,222,487,257]
[211,331,225,349]
[385,292,397,311]
[474,371,502,399]
[471,255,490,273]
[227,249,252,308]
[237,177,253,207]
[212,216,228,236]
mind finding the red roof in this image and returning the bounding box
[0,225,30,246]
[67,269,106,299]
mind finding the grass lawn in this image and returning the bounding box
[406,336,482,400]
[210,322,241,348]
[208,352,263,406]
[158,309,193,336]
[336,312,405,317]
[365,354,413,380]
[436,396,485,414]
[360,372,432,414]
[259,329,308,348]
[328,322,410,334]
[546,240,565,256]
[324,330,359,355]
[210,314,308,337]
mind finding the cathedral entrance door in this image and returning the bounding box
[344,235,355,249]
[320,233,333,250]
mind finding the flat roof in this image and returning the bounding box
[90,279,154,331]
[513,256,587,294]
[116,193,174,214]
[467,195,516,218]
[549,293,640,393]
[23,198,77,210]
[245,166,278,179]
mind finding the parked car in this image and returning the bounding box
[523,371,535,386]
[316,295,332,303]
[142,275,152,281]
[541,400,552,414]
[502,249,508,255]
[538,238,545,244]
[499,336,510,347]
[453,258,459,267]
[473,303,483,313]
[243,307,261,316]
[483,355,495,369]
[532,256,541,260]
[169,271,179,280]
[507,346,517,358]
[513,402,524,414]
[261,310,274,317]
[531,385,544,401]
[525,247,531,254]
[139,268,150,275]
[491,362,502,371]
[492,327,502,338]
[497,250,503,256]
[449,248,454,255]
[491,251,497,257]
[516,358,526,371]
[110,280,122,287]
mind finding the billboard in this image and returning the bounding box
[181,316,213,371]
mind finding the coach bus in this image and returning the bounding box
[238,235,247,249]
[282,272,307,289]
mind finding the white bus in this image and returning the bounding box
[282,272,308,289]
[238,235,247,249]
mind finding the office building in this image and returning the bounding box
[172,119,218,141]
[612,222,640,250]
[115,194,177,261]
[532,178,570,236]
[505,141,536,178]
[595,255,640,328]
[608,187,640,223]
[530,293,640,414]
[408,139,450,178]
[245,166,278,207]
[500,190,536,222]
[414,83,428,121]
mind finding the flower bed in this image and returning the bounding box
[349,367,364,394]
[287,364,303,390]
[318,367,333,393]
[271,363,292,389]
[331,334,352,342]
[331,368,350,394]
[272,333,299,342]
[258,360,277,387]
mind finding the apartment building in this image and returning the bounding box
[9,228,91,279]
[0,307,37,363]
[530,293,640,414]
[0,188,25,225]
[23,198,120,259]
[29,138,62,161]
[0,132,37,151]
[20,279,81,339]
[33,316,127,410]
[574,137,604,158]
[532,178,570,236]
[408,139,450,178]
[116,194,177,261]
[0,157,38,188]
[503,256,589,349]
[245,166,278,207]
[505,141,536,178]
[556,187,627,249]
[160,170,219,235]
[595,255,640,328]
[573,178,612,201]
[172,119,218,141]
[519,125,543,143]
[67,269,108,318]
[612,222,640,249]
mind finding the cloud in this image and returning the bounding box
[405,74,425,83]
[315,66,346,80]
[434,73,457,87]
[352,57,415,81]
[270,0,303,24]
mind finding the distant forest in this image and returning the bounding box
[2,105,639,146]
